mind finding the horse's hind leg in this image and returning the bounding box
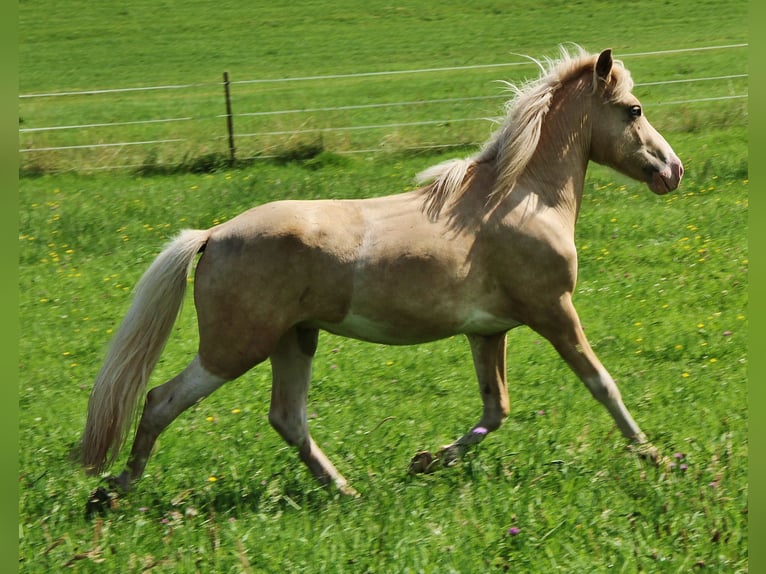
[410,332,510,473]
[108,355,229,491]
[268,327,357,496]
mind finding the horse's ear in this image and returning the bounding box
[595,49,613,82]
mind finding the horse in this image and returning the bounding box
[80,47,683,500]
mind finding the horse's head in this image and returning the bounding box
[588,49,683,195]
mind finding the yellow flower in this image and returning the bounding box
[208,476,217,482]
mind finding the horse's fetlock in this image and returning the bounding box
[484,419,503,432]
[481,410,507,432]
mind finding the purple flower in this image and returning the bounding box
[473,426,488,436]
[674,452,685,460]
[537,410,546,416]
[680,464,688,471]
[508,527,521,537]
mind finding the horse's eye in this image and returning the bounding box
[629,105,642,119]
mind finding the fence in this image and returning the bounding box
[18,43,749,174]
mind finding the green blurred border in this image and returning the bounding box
[2,0,19,570]
[749,1,761,571]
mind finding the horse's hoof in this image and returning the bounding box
[631,443,663,466]
[105,474,130,492]
[84,486,115,519]
[409,451,438,474]
[436,445,461,468]
[338,483,361,498]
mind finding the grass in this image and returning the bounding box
[18,0,748,572]
[18,0,748,173]
[18,0,748,91]
[18,147,748,571]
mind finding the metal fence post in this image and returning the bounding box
[223,71,236,164]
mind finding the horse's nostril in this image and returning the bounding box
[672,157,684,181]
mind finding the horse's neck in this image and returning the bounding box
[513,85,591,224]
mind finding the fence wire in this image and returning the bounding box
[18,43,749,171]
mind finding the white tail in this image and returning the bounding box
[80,229,210,475]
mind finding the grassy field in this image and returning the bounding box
[19,0,748,173]
[18,0,748,572]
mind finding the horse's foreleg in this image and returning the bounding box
[535,295,662,463]
[410,332,509,473]
[108,355,228,491]
[268,327,358,496]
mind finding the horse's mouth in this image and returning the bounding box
[648,170,673,195]
[647,158,684,195]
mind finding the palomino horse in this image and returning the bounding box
[81,48,683,498]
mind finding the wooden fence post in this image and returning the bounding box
[223,71,236,164]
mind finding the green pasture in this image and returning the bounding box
[18,0,747,572]
[19,0,748,173]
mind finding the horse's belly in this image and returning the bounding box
[458,308,522,334]
[310,306,520,346]
[311,312,446,345]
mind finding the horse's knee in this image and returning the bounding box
[268,408,307,448]
[584,372,622,405]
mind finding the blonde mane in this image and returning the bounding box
[417,46,633,218]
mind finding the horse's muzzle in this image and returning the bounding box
[648,155,684,195]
